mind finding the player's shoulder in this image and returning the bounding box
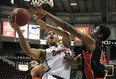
[46,46,56,50]
[58,44,69,48]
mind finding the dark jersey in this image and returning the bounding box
[81,37,105,79]
[23,68,32,79]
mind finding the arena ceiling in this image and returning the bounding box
[0,0,116,23]
[0,0,115,13]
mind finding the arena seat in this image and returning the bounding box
[0,59,26,79]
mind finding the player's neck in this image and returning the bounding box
[49,43,58,47]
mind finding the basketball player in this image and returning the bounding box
[33,7,111,79]
[23,60,39,79]
[9,15,72,79]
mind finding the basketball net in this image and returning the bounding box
[30,0,54,7]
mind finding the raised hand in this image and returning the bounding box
[33,14,48,30]
[63,52,72,69]
[8,15,20,30]
[36,7,47,18]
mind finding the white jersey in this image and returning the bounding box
[42,44,72,79]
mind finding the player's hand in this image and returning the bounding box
[36,7,47,18]
[8,15,20,30]
[64,53,72,69]
[33,14,48,30]
[31,8,45,19]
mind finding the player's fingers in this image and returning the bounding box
[14,15,17,23]
[8,16,12,24]
[37,14,45,19]
[36,8,46,16]
[33,14,39,20]
[33,13,44,20]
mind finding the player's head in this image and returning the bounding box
[91,24,111,41]
[46,30,59,47]
[29,60,38,68]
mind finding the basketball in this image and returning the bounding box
[11,8,30,26]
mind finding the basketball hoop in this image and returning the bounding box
[30,0,54,7]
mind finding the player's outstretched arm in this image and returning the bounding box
[35,8,95,52]
[9,16,45,60]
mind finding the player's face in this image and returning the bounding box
[46,31,59,46]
